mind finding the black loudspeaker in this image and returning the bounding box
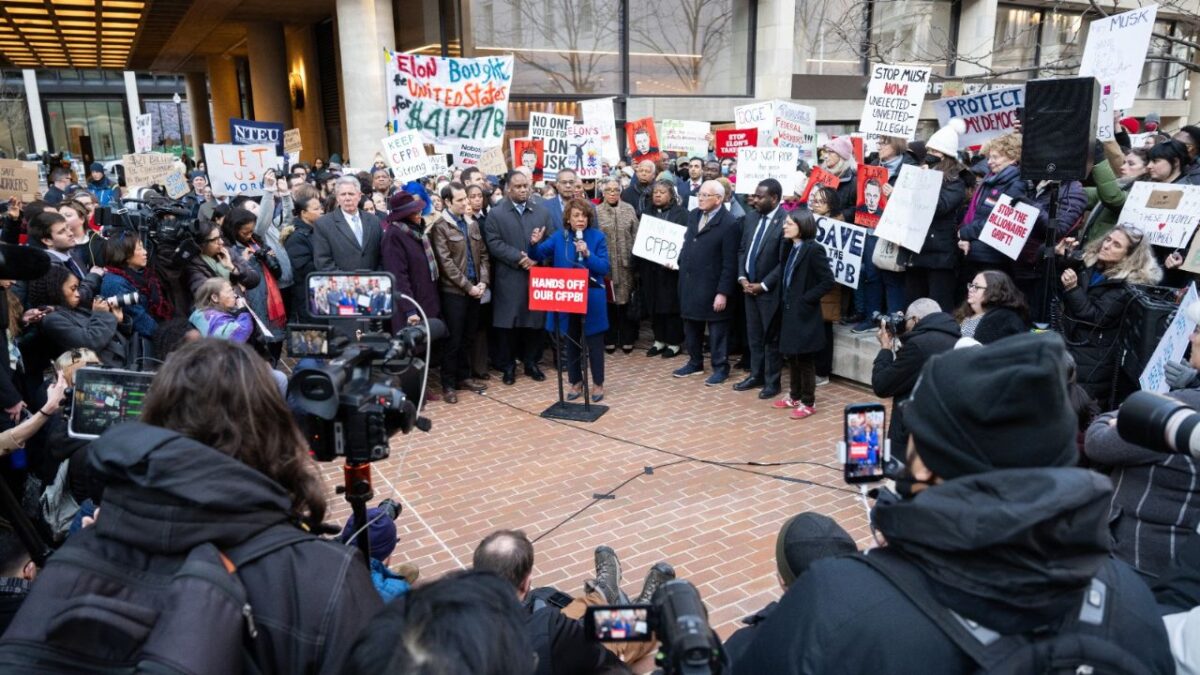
[1020,77,1099,182]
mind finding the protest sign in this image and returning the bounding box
[0,159,38,201]
[133,113,153,154]
[381,130,431,183]
[815,215,868,289]
[163,169,190,199]
[800,166,840,202]
[426,153,450,176]
[511,137,544,183]
[386,52,513,147]
[854,164,890,228]
[715,129,757,159]
[1078,5,1158,110]
[625,117,662,166]
[478,146,507,176]
[858,64,931,140]
[773,102,818,164]
[661,120,711,159]
[733,101,775,144]
[734,147,798,195]
[530,112,572,180]
[568,123,604,179]
[203,144,277,197]
[1097,84,1116,142]
[528,267,589,314]
[1118,182,1200,249]
[633,214,688,267]
[979,195,1040,260]
[932,86,1024,148]
[122,152,179,189]
[284,128,302,154]
[790,172,808,200]
[453,141,484,168]
[580,97,620,164]
[1139,283,1198,393]
[874,165,943,252]
[230,118,284,156]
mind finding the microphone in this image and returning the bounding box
[575,228,584,263]
[0,244,50,280]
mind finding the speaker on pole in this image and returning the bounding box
[1020,77,1100,182]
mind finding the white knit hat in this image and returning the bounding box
[926,118,967,156]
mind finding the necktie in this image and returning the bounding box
[746,213,769,281]
[699,211,710,232]
[349,213,363,247]
[785,244,801,288]
[66,257,85,280]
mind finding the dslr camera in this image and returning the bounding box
[872,310,907,338]
[1117,391,1200,458]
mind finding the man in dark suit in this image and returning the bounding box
[312,175,382,272]
[734,178,787,398]
[620,160,656,217]
[675,157,704,205]
[672,180,739,386]
[482,170,556,385]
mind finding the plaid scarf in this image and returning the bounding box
[396,221,438,282]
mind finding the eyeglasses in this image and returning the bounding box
[697,191,721,198]
[966,283,987,292]
[205,236,222,243]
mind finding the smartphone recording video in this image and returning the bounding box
[287,324,333,358]
[68,368,154,440]
[843,403,886,484]
[583,605,653,642]
[307,272,393,319]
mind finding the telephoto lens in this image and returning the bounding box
[1117,391,1200,458]
[103,292,141,309]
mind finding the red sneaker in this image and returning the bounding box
[790,405,816,420]
[772,397,799,409]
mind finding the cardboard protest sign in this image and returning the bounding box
[381,130,431,183]
[800,166,840,202]
[633,213,688,267]
[815,215,868,289]
[581,97,620,164]
[734,147,798,195]
[661,120,710,159]
[625,117,662,166]
[203,144,277,197]
[858,64,931,140]
[854,164,890,228]
[529,112,572,181]
[386,52,513,147]
[284,128,303,154]
[230,118,284,156]
[478,146,508,176]
[715,129,757,159]
[979,194,1040,260]
[1118,182,1200,249]
[1078,5,1158,110]
[528,267,589,314]
[568,123,604,179]
[932,86,1024,149]
[133,113,153,154]
[733,101,775,144]
[163,169,190,199]
[0,159,38,201]
[122,152,179,189]
[511,138,544,183]
[874,165,943,252]
[1139,282,1198,393]
[773,102,818,164]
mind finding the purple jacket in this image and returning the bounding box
[381,222,441,333]
[189,308,254,343]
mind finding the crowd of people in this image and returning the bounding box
[0,105,1196,673]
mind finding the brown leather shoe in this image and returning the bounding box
[442,389,458,404]
[456,379,488,393]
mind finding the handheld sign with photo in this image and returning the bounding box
[873,165,943,252]
[1078,5,1158,110]
[530,112,573,180]
[386,52,513,147]
[133,113,153,154]
[633,214,687,267]
[580,97,620,165]
[203,144,278,197]
[858,64,931,140]
[123,152,179,189]
[932,86,1024,149]
[979,195,1040,260]
[381,130,431,183]
[625,117,662,166]
[1118,182,1200,249]
[661,120,711,159]
[815,215,869,289]
[715,129,758,159]
[1139,283,1198,393]
[528,267,589,314]
[511,138,544,183]
[854,164,890,228]
[734,147,798,195]
[0,159,38,201]
[800,166,840,202]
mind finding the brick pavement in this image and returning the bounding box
[318,347,889,648]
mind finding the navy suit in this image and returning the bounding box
[678,206,739,374]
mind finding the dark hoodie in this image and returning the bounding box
[871,311,961,448]
[82,423,381,674]
[731,468,1173,674]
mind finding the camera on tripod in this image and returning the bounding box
[1117,391,1200,458]
[96,189,202,266]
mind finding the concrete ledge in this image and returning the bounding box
[832,324,880,387]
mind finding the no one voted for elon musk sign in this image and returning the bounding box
[529,267,589,314]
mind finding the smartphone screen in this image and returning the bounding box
[287,324,333,358]
[68,368,154,440]
[307,272,394,319]
[843,403,886,483]
[583,605,653,642]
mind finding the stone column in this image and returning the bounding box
[335,0,393,167]
[244,22,293,128]
[206,55,241,143]
[185,72,214,158]
[22,70,48,154]
[753,0,797,99]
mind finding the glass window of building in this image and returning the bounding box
[794,0,865,75]
[628,0,752,95]
[143,99,192,155]
[991,6,1040,75]
[1037,9,1082,76]
[991,6,1084,80]
[45,99,131,161]
[870,0,955,76]
[1139,21,1195,100]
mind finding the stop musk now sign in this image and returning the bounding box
[528,267,589,314]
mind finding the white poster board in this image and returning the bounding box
[133,113,153,154]
[734,147,798,195]
[453,141,485,168]
[979,194,1041,260]
[381,130,430,183]
[1078,5,1158,110]
[1097,84,1116,142]
[203,144,278,197]
[633,214,687,267]
[873,165,943,252]
[815,215,869,289]
[858,64,931,140]
[1140,283,1198,393]
[581,98,620,165]
[773,101,818,165]
[529,112,573,180]
[1118,182,1200,249]
[568,123,604,179]
[661,120,711,159]
[931,86,1024,149]
[733,101,776,145]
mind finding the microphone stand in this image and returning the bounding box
[540,230,607,423]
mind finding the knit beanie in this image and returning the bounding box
[338,507,399,562]
[926,118,966,157]
[775,513,858,587]
[903,332,1078,481]
[822,136,854,163]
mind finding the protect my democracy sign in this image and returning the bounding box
[858,64,930,140]
[932,86,1024,149]
[230,118,284,157]
[387,51,513,148]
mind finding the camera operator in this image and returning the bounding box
[871,297,959,451]
[182,219,260,306]
[734,333,1174,674]
[2,339,381,673]
[27,265,128,368]
[1055,226,1162,406]
[99,234,172,339]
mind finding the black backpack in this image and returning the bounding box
[0,522,312,674]
[853,549,1153,675]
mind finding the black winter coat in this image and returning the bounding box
[284,218,316,321]
[973,307,1027,344]
[872,312,960,448]
[777,241,834,355]
[901,177,966,270]
[1060,268,1133,402]
[638,203,688,315]
[834,166,857,224]
[677,207,739,322]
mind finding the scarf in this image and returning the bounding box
[201,254,231,280]
[397,221,438,282]
[105,265,174,321]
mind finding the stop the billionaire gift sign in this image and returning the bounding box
[528,267,589,314]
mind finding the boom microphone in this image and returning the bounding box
[0,244,50,280]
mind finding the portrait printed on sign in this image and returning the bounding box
[512,138,545,184]
[854,164,890,228]
[625,118,663,166]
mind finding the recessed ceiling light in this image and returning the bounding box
[103,12,141,20]
[104,1,145,8]
[19,27,56,34]
[56,10,94,17]
[49,0,95,6]
[59,21,94,27]
[12,19,54,26]
[5,7,49,15]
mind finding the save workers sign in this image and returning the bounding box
[528,267,589,314]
